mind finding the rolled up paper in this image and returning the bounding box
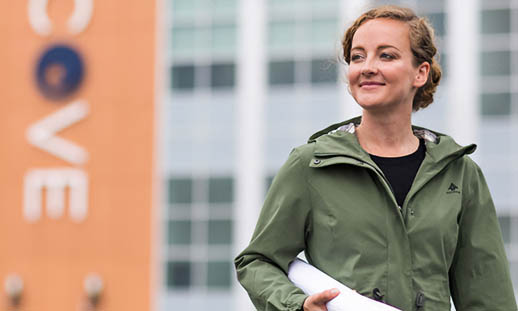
[288,258,401,311]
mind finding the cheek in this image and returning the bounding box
[383,64,415,85]
[347,66,360,84]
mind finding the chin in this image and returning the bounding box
[356,99,395,113]
[354,96,384,109]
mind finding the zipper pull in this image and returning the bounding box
[415,292,425,309]
[372,288,384,302]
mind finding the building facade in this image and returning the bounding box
[1,1,517,311]
[164,0,518,310]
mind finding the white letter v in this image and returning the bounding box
[26,100,89,165]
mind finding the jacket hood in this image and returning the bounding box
[308,116,477,166]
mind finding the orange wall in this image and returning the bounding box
[0,1,156,310]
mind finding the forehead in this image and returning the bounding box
[352,18,410,49]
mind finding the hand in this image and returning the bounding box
[303,288,340,311]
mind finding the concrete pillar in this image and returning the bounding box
[338,0,371,119]
[234,0,266,310]
[446,0,480,146]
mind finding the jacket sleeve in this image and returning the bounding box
[234,148,311,311]
[449,159,517,310]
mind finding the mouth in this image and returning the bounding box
[359,81,385,88]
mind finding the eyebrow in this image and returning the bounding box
[351,45,401,52]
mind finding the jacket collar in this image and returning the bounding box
[308,116,477,165]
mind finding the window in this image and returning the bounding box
[438,53,447,78]
[208,220,232,244]
[481,93,511,116]
[265,175,275,192]
[211,24,236,52]
[426,12,445,37]
[309,18,338,46]
[208,177,233,203]
[165,176,234,291]
[171,65,195,90]
[513,51,518,74]
[269,60,295,85]
[211,63,235,88]
[171,63,236,91]
[268,20,296,49]
[172,27,196,53]
[172,0,196,18]
[207,261,232,287]
[498,215,511,244]
[481,9,510,34]
[481,51,511,76]
[268,0,295,13]
[211,0,236,15]
[168,177,192,203]
[168,220,192,245]
[166,261,191,288]
[311,59,337,84]
[310,0,339,11]
[511,261,518,287]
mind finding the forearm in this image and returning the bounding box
[235,253,308,311]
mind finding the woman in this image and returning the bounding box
[235,5,516,311]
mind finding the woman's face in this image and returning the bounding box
[347,18,428,112]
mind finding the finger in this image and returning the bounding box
[313,288,340,304]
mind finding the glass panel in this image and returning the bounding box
[207,261,232,288]
[211,63,235,88]
[512,51,518,74]
[168,178,192,203]
[268,0,294,12]
[212,0,236,14]
[265,175,275,192]
[310,19,337,46]
[481,51,511,76]
[510,261,518,290]
[208,220,232,244]
[498,215,511,244]
[269,60,295,85]
[209,177,233,203]
[172,0,197,17]
[310,0,339,11]
[417,0,445,11]
[481,9,510,34]
[426,12,445,37]
[171,65,195,90]
[172,27,196,53]
[211,24,236,52]
[481,93,511,116]
[438,53,447,78]
[166,261,191,289]
[311,59,337,84]
[268,20,296,48]
[168,220,191,245]
[196,26,211,52]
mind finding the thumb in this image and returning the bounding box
[313,288,340,305]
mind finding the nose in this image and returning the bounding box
[361,57,378,76]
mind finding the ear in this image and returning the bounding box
[413,61,430,88]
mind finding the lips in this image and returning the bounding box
[359,81,385,87]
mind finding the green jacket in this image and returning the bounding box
[235,117,517,311]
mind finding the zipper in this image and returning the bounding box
[358,161,402,211]
[313,155,406,227]
[415,292,425,310]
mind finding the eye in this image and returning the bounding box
[351,54,364,62]
[380,53,395,60]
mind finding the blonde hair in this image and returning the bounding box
[342,5,442,111]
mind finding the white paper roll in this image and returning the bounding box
[288,258,401,311]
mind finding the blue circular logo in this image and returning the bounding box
[36,44,84,100]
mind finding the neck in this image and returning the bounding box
[356,108,419,157]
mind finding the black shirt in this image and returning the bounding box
[369,139,426,207]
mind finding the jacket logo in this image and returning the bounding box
[447,183,460,194]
